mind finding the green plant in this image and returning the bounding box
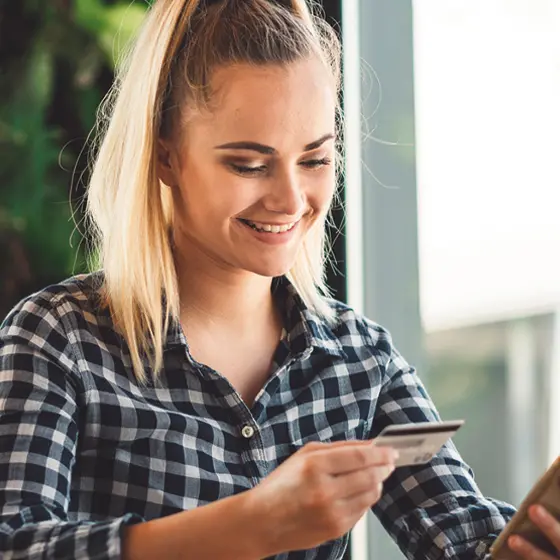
[0,0,147,316]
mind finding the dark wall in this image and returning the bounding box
[321,0,347,306]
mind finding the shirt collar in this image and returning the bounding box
[165,277,348,360]
[273,277,348,360]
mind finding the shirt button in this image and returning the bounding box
[241,425,255,439]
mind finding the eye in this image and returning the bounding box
[228,163,267,177]
[300,157,332,170]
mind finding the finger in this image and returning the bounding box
[302,439,382,452]
[313,444,398,476]
[334,464,395,500]
[508,535,558,560]
[339,480,384,512]
[528,506,560,552]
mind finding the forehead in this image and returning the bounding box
[187,58,337,149]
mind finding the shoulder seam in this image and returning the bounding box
[33,291,87,394]
[47,293,92,394]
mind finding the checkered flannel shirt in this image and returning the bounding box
[0,273,515,559]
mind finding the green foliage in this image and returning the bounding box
[0,0,147,316]
[75,0,148,67]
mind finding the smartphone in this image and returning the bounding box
[372,419,465,467]
[490,456,560,559]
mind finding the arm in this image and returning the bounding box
[369,335,516,560]
[122,493,266,560]
[0,296,268,560]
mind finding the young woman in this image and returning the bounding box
[1,1,557,558]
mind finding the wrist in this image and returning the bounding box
[235,489,276,559]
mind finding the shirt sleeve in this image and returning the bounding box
[0,295,143,560]
[369,335,516,560]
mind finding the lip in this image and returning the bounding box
[236,218,301,245]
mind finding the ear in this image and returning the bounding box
[157,139,178,187]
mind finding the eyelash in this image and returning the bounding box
[229,158,332,177]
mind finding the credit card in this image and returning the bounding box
[372,420,465,467]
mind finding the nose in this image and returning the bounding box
[262,169,306,218]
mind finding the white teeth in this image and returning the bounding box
[245,220,296,233]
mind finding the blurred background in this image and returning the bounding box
[0,0,146,317]
[1,1,559,559]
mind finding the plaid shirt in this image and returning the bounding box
[0,273,515,560]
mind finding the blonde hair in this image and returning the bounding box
[87,0,342,383]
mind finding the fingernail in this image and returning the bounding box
[391,450,400,461]
[533,505,547,520]
[509,536,521,548]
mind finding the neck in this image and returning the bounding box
[175,254,278,334]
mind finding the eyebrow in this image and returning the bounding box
[214,133,335,155]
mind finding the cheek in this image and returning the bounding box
[175,169,258,227]
[309,172,336,215]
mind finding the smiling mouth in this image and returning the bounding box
[238,219,299,234]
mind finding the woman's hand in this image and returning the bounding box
[509,505,560,559]
[243,439,398,557]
